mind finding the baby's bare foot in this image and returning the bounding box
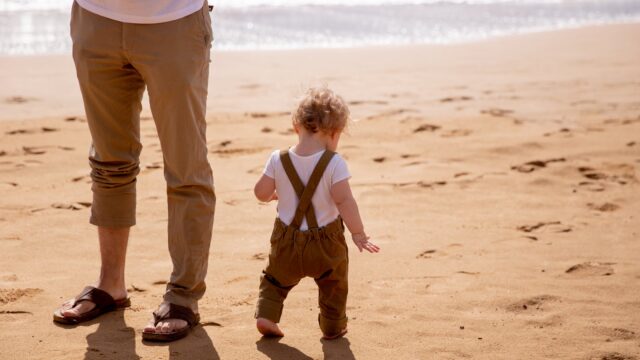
[256,317,284,337]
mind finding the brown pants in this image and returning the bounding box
[256,217,349,336]
[70,2,215,310]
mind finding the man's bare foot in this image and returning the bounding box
[59,284,127,319]
[322,328,348,340]
[142,302,189,335]
[256,317,284,337]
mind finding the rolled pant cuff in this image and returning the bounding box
[318,314,348,337]
[255,297,283,323]
[163,291,200,313]
[90,190,136,227]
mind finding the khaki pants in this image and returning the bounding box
[256,217,349,336]
[70,1,215,310]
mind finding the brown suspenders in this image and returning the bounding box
[279,149,336,230]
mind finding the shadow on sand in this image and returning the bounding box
[53,308,140,360]
[256,337,313,360]
[55,309,220,359]
[143,325,220,360]
[256,336,356,360]
[321,337,356,360]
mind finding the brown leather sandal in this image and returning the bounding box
[53,286,131,325]
[142,303,200,342]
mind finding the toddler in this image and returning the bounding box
[253,87,379,339]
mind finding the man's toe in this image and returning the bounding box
[62,307,80,317]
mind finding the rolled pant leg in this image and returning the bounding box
[256,272,298,323]
[126,5,215,310]
[314,231,349,336]
[71,2,145,228]
[256,222,302,322]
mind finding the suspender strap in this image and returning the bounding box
[280,149,336,230]
[280,150,317,228]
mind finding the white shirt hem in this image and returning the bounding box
[76,0,204,24]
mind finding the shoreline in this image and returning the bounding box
[1,21,639,59]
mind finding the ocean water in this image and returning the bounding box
[1,0,639,55]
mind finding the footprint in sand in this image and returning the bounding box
[565,262,614,276]
[225,276,249,284]
[127,284,147,293]
[516,221,572,234]
[210,147,268,157]
[511,158,566,173]
[578,167,607,180]
[246,111,290,119]
[22,146,48,155]
[71,174,91,183]
[365,109,417,121]
[543,128,572,137]
[416,249,436,259]
[526,314,564,329]
[400,154,419,159]
[506,295,560,312]
[0,288,43,304]
[152,280,167,285]
[0,310,32,315]
[439,96,473,103]
[598,327,636,341]
[587,202,620,212]
[480,108,514,117]
[586,352,637,360]
[577,181,606,192]
[143,162,163,172]
[413,124,440,133]
[577,165,636,187]
[394,180,447,189]
[51,202,92,211]
[261,127,273,133]
[372,157,386,163]
[348,100,388,106]
[252,253,266,260]
[64,116,87,122]
[6,127,58,135]
[4,96,36,104]
[441,129,472,138]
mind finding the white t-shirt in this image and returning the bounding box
[76,0,205,24]
[263,149,351,231]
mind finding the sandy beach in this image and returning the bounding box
[0,23,639,359]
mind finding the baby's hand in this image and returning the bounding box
[351,232,380,253]
[269,191,278,202]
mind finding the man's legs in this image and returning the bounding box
[125,4,215,334]
[60,2,145,317]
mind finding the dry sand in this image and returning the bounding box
[0,24,639,359]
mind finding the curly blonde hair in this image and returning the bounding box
[293,87,350,135]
